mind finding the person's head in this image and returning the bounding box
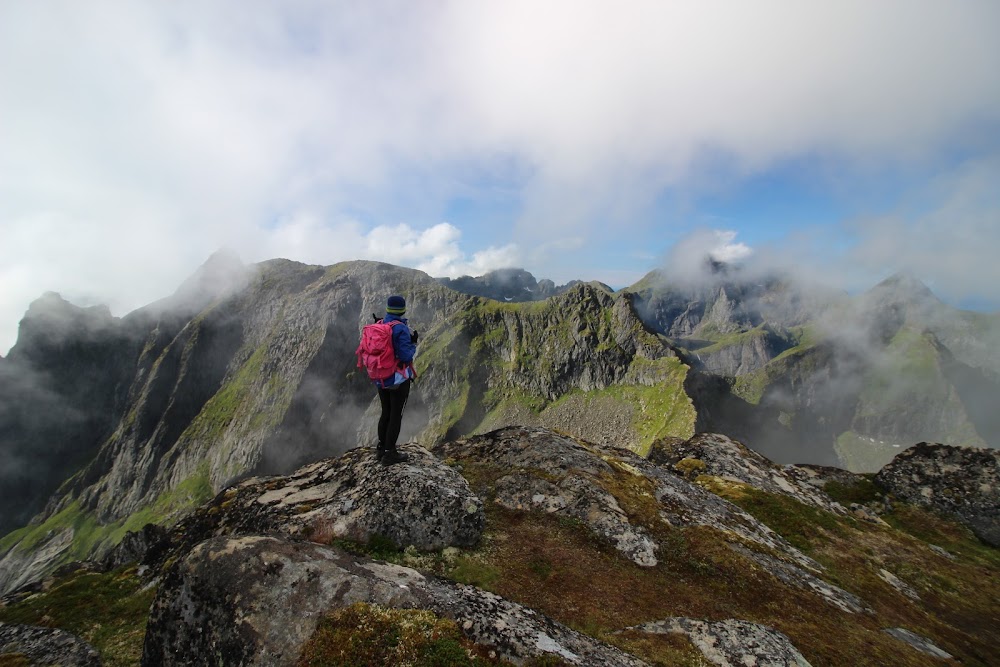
[386,295,406,316]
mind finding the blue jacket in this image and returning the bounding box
[379,313,416,387]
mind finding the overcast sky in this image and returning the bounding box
[2,1,999,354]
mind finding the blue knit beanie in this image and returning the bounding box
[387,295,406,315]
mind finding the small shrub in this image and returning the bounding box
[367,533,401,560]
[726,488,846,552]
[448,556,501,589]
[673,458,707,480]
[824,476,883,506]
[297,602,503,667]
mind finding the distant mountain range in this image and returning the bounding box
[1,254,998,592]
[436,267,595,302]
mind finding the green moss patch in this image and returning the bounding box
[297,602,508,667]
[714,487,849,553]
[823,475,883,506]
[0,566,154,667]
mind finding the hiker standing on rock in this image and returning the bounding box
[356,295,418,465]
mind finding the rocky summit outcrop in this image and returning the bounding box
[438,427,865,615]
[152,443,483,570]
[143,535,646,666]
[141,425,843,666]
[875,442,1000,546]
[4,423,999,666]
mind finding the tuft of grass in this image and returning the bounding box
[823,475,883,506]
[447,555,502,589]
[297,602,507,667]
[0,566,154,667]
[716,487,848,553]
[673,458,707,481]
[613,630,710,667]
[0,656,33,667]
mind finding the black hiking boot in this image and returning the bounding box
[375,443,386,462]
[380,446,409,466]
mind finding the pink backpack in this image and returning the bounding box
[356,319,404,381]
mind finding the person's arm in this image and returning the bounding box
[395,326,416,363]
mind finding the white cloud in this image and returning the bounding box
[2,1,1000,351]
[662,229,755,282]
[846,157,1000,304]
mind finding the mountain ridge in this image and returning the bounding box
[1,255,997,596]
[2,426,997,666]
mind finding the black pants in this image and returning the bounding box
[377,380,410,449]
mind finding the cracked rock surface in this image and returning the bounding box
[151,442,483,570]
[0,622,101,666]
[440,426,827,581]
[627,617,812,667]
[651,432,848,515]
[142,535,647,667]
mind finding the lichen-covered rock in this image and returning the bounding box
[883,627,954,659]
[440,427,822,575]
[784,464,868,493]
[626,617,812,667]
[152,443,483,569]
[727,544,866,614]
[875,442,1000,546]
[651,433,848,515]
[0,622,102,666]
[441,426,660,567]
[142,535,647,667]
[877,568,920,601]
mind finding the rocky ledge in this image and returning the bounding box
[20,426,998,666]
[437,426,864,614]
[148,442,483,571]
[0,622,101,666]
[875,442,1000,547]
[143,535,646,666]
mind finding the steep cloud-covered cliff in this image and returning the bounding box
[0,256,694,584]
[626,268,1000,470]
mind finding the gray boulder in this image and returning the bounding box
[142,535,648,667]
[0,622,101,666]
[152,443,484,569]
[875,442,1000,546]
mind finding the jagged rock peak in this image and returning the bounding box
[875,442,1000,546]
[871,272,936,301]
[11,292,118,356]
[436,267,584,302]
[170,248,248,309]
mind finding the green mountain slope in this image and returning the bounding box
[0,259,694,590]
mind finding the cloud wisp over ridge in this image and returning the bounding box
[2,1,1000,352]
